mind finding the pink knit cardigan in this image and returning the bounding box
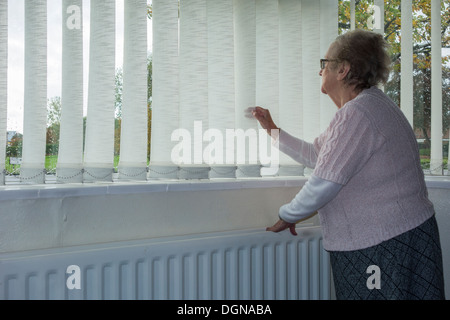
[311,87,435,251]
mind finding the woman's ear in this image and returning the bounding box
[337,61,351,81]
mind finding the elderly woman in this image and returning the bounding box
[252,29,445,300]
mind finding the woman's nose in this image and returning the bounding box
[319,69,323,76]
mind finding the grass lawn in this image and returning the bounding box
[5,155,122,175]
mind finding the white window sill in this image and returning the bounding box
[1,174,450,202]
[423,175,450,189]
[0,176,308,201]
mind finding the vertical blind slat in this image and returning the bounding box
[20,0,47,184]
[83,0,116,182]
[278,0,304,176]
[430,0,443,175]
[401,0,414,127]
[256,0,279,176]
[301,0,321,144]
[320,0,339,132]
[207,0,236,178]
[178,0,209,179]
[149,0,180,179]
[0,0,7,184]
[57,0,84,183]
[234,0,260,178]
[118,0,148,180]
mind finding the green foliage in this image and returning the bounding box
[115,67,123,119]
[47,96,61,127]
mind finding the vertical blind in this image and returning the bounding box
[83,0,116,182]
[0,0,7,184]
[57,0,84,183]
[21,1,47,183]
[150,0,338,180]
[150,0,179,179]
[118,0,148,181]
[0,0,447,185]
[430,0,444,175]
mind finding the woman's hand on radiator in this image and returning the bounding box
[266,219,297,236]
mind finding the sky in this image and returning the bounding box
[7,0,153,133]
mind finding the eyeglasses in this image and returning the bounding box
[320,59,338,70]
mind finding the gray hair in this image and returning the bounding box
[330,29,391,90]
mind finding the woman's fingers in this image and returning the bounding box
[266,219,297,236]
[252,106,268,118]
[244,107,256,119]
[289,224,298,236]
[250,107,276,129]
[244,106,266,120]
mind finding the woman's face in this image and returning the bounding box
[319,44,339,95]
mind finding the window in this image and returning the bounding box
[1,0,448,185]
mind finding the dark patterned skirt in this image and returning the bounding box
[329,215,446,300]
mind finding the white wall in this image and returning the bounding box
[0,179,315,253]
[427,178,450,298]
[0,176,449,298]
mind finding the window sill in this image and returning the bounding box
[0,175,308,201]
[424,175,450,189]
[1,174,450,201]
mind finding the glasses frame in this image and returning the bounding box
[320,59,338,70]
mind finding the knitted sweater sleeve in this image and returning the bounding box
[313,104,386,185]
[275,129,318,169]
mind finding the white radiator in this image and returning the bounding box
[0,227,331,300]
